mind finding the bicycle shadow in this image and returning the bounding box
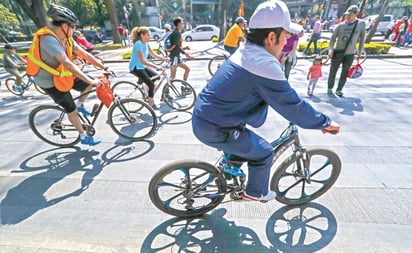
[157,106,193,126]
[265,202,337,252]
[140,208,270,253]
[141,203,337,252]
[325,95,363,116]
[0,147,101,225]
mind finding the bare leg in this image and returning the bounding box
[78,84,93,103]
[170,65,178,80]
[67,110,85,135]
[179,62,191,81]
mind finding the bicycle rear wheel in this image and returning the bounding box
[112,81,145,100]
[5,78,24,96]
[34,83,47,95]
[73,57,86,70]
[208,55,226,76]
[29,105,80,147]
[108,98,157,140]
[162,79,196,111]
[270,149,341,205]
[148,160,227,218]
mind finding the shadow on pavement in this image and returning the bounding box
[326,95,363,116]
[141,208,269,253]
[265,202,337,252]
[0,147,101,225]
[141,203,337,252]
[158,109,193,126]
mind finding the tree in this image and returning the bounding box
[14,0,48,28]
[0,3,19,26]
[365,0,389,43]
[104,0,121,43]
[55,0,98,27]
[219,0,228,40]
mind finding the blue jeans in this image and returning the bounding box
[192,114,274,197]
[304,33,321,54]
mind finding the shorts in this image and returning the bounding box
[169,54,182,66]
[44,78,90,113]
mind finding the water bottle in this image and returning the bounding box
[91,103,99,117]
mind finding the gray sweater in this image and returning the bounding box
[329,19,366,55]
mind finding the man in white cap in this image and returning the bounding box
[191,1,340,202]
[327,5,366,97]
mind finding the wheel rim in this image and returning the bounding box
[272,150,340,205]
[5,79,24,96]
[30,106,80,147]
[151,165,225,216]
[109,99,157,140]
[163,80,196,111]
[208,56,226,76]
[112,81,145,100]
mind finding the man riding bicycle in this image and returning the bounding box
[223,17,246,55]
[192,1,340,202]
[27,4,110,146]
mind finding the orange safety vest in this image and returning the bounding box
[26,26,75,92]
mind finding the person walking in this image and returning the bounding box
[303,15,321,55]
[223,17,247,55]
[281,32,301,79]
[327,5,366,97]
[396,17,409,46]
[306,55,324,96]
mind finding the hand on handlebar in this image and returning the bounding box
[322,121,340,135]
[103,67,116,77]
[91,78,104,88]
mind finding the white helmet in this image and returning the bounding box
[164,24,171,30]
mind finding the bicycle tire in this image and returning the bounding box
[270,149,341,206]
[93,56,105,70]
[162,79,196,111]
[34,83,47,95]
[148,160,227,218]
[208,55,226,76]
[5,78,24,96]
[112,80,145,100]
[29,105,80,147]
[107,98,157,140]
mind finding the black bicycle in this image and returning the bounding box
[148,123,341,218]
[29,73,157,147]
[112,62,196,111]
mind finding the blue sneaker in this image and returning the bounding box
[15,85,24,94]
[80,135,101,146]
[77,105,92,116]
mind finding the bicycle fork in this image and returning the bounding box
[297,148,312,183]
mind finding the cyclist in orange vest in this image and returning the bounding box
[27,4,109,146]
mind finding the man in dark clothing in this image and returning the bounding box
[169,17,194,81]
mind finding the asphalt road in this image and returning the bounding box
[0,58,411,252]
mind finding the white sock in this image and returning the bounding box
[80,133,87,139]
[76,101,84,107]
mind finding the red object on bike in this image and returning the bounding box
[347,58,363,79]
[96,76,114,108]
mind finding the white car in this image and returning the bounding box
[363,14,394,34]
[148,27,164,41]
[182,25,220,42]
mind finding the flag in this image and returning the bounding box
[238,0,244,17]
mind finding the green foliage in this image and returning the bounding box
[298,41,392,54]
[55,0,106,27]
[122,49,132,60]
[0,3,19,26]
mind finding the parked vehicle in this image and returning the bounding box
[182,25,219,41]
[148,27,164,41]
[80,29,103,43]
[363,14,394,34]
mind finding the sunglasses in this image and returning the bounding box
[68,23,77,29]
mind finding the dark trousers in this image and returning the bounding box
[192,114,274,197]
[327,53,355,91]
[304,33,321,54]
[130,67,158,97]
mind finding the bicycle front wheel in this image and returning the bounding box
[162,79,196,111]
[108,98,157,140]
[148,160,227,218]
[5,78,24,96]
[112,81,145,100]
[29,105,80,147]
[270,149,341,206]
[208,55,226,76]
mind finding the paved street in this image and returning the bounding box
[0,57,412,252]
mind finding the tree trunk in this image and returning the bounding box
[358,0,368,19]
[219,0,228,40]
[14,0,49,28]
[365,0,389,43]
[104,0,121,44]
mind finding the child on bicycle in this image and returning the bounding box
[129,26,168,108]
[2,44,27,93]
[306,55,324,97]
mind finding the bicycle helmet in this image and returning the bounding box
[48,4,79,25]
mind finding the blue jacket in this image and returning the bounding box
[193,42,331,129]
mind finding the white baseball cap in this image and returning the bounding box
[248,0,302,34]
